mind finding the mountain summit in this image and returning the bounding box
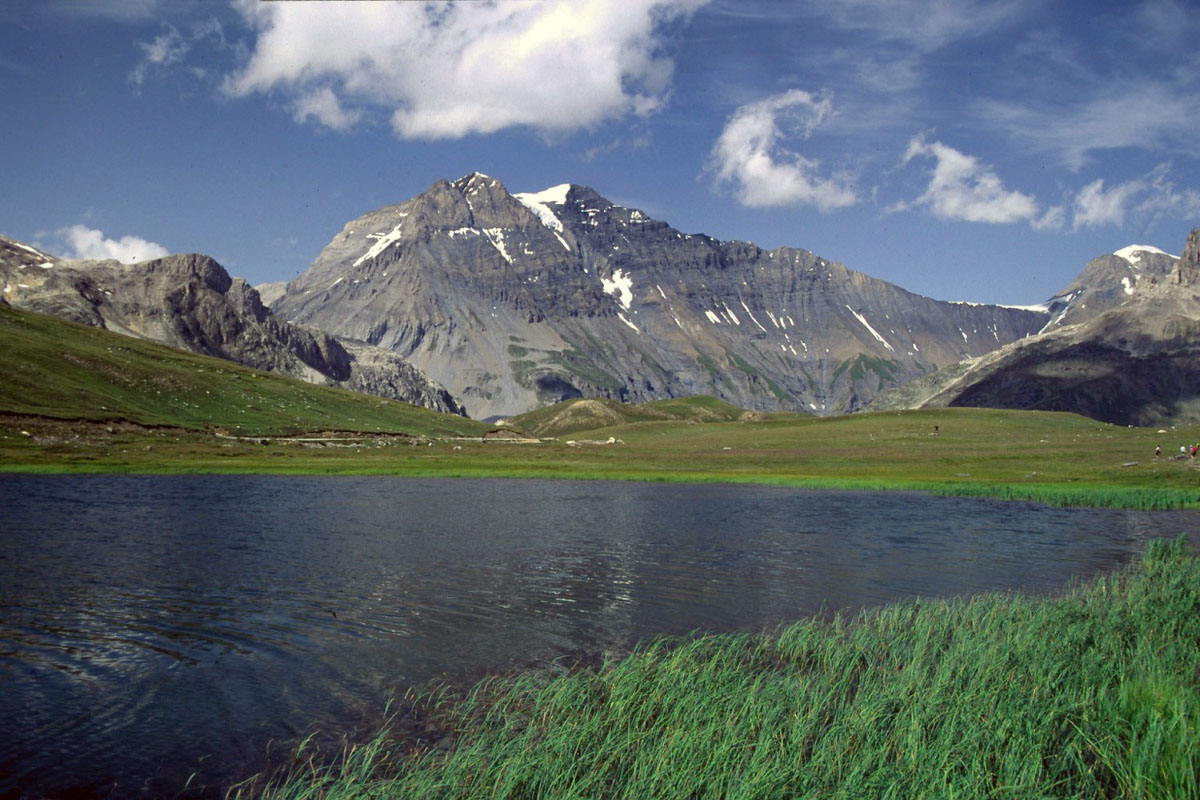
[870,228,1200,426]
[272,174,1050,419]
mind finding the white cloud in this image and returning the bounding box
[979,83,1200,170]
[804,0,1028,52]
[56,225,170,263]
[224,0,708,139]
[130,23,188,86]
[707,89,857,210]
[1030,206,1066,232]
[897,135,1038,224]
[1071,165,1200,231]
[292,87,363,131]
[129,18,229,88]
[1071,178,1143,229]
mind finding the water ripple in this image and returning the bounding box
[1,475,1196,798]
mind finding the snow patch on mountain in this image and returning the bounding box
[1113,244,1176,265]
[740,300,768,333]
[601,268,633,310]
[12,240,53,260]
[514,185,570,227]
[483,228,513,264]
[722,302,740,325]
[354,216,408,267]
[514,185,573,251]
[846,305,894,352]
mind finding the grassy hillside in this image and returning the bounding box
[0,301,487,438]
[507,395,777,437]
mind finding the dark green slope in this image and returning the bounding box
[0,301,488,438]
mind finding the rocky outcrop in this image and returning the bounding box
[0,235,463,415]
[869,228,1200,426]
[272,173,1051,419]
[254,280,288,308]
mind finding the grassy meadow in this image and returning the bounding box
[4,402,1198,510]
[233,536,1200,800]
[3,300,1200,509]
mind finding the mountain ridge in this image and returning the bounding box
[869,228,1200,425]
[0,235,464,416]
[272,173,1053,419]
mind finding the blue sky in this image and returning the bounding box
[3,0,1198,305]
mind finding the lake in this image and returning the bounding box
[1,475,1196,798]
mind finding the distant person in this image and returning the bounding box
[1155,445,1161,461]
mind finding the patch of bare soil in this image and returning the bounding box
[0,412,196,446]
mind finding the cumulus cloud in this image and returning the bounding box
[1071,165,1200,231]
[897,135,1039,224]
[56,225,170,263]
[292,87,364,131]
[223,0,707,139]
[707,89,857,210]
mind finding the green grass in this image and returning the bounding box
[234,537,1200,800]
[507,394,759,437]
[4,302,1200,510]
[832,353,900,384]
[0,301,487,438]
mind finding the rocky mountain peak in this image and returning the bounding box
[870,226,1200,426]
[143,253,234,295]
[1039,243,1180,330]
[1172,227,1200,286]
[273,173,1053,419]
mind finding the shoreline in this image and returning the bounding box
[2,461,1197,511]
[233,537,1200,800]
[4,406,1199,511]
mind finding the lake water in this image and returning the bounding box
[1,475,1197,798]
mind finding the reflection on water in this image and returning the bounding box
[0,475,1196,798]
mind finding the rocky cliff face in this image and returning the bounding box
[869,229,1200,426]
[0,235,463,415]
[273,173,1051,419]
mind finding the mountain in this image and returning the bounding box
[869,229,1200,426]
[1036,244,1180,331]
[271,173,1051,420]
[0,235,464,416]
[0,300,486,438]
